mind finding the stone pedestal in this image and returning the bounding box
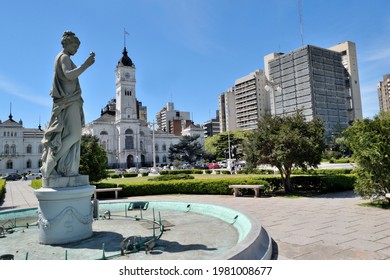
[35,175,95,245]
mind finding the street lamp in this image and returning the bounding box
[148,120,157,168]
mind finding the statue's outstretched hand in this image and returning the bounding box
[84,52,95,67]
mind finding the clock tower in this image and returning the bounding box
[115,47,137,122]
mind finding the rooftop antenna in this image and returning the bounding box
[124,28,129,48]
[298,0,304,46]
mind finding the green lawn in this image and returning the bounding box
[100,173,267,184]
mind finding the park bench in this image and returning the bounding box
[94,187,123,199]
[229,185,264,198]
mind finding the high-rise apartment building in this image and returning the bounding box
[155,102,191,136]
[264,45,350,134]
[378,74,390,112]
[218,88,237,133]
[234,70,270,130]
[328,41,363,122]
[203,110,220,138]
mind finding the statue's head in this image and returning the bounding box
[61,31,80,48]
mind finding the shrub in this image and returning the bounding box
[148,174,195,181]
[0,179,6,199]
[31,179,42,189]
[118,177,270,197]
[123,173,138,178]
[260,174,356,193]
[291,168,353,175]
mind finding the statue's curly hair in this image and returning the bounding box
[61,31,80,47]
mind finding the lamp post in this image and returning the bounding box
[148,120,157,168]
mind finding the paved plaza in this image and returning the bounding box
[1,180,390,260]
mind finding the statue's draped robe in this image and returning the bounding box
[41,52,85,178]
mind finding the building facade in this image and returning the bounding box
[83,48,183,168]
[218,87,237,133]
[234,70,270,130]
[155,102,191,136]
[328,41,363,122]
[202,110,220,138]
[0,114,43,175]
[378,74,390,112]
[264,45,350,134]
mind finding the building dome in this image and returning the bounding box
[118,47,133,67]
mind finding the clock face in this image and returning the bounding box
[125,72,131,79]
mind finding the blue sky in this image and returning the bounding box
[1,0,389,129]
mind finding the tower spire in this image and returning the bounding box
[9,102,13,120]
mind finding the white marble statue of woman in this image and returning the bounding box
[41,31,95,178]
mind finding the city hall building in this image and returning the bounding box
[82,48,204,168]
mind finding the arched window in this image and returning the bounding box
[10,144,16,155]
[38,159,42,168]
[125,129,134,150]
[38,144,43,154]
[4,144,9,155]
[6,160,13,169]
[140,140,144,151]
[27,144,32,154]
[155,155,160,163]
[155,144,159,152]
[26,159,32,169]
[163,155,167,163]
[100,131,108,135]
[162,144,167,151]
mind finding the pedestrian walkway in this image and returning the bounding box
[1,180,390,260]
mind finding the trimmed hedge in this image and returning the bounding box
[291,168,353,175]
[261,174,356,193]
[116,177,270,197]
[159,170,204,175]
[28,174,356,199]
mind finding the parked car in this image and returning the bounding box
[115,168,126,174]
[1,173,22,181]
[207,162,220,169]
[127,167,138,173]
[138,167,149,173]
[24,173,42,180]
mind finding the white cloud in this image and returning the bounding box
[0,76,51,107]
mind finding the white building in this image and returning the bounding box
[0,113,44,175]
[83,48,199,168]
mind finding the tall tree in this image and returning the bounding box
[168,135,204,164]
[343,111,390,199]
[80,135,108,183]
[244,112,325,193]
